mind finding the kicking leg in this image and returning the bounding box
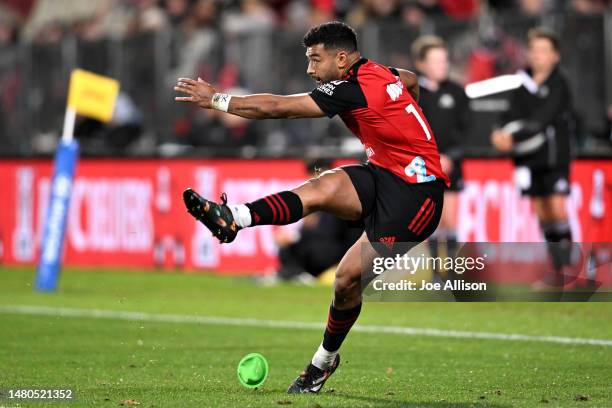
[183,168,362,243]
[244,167,362,226]
[288,232,378,393]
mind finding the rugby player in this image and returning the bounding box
[175,21,449,393]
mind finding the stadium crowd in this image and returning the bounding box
[0,0,610,155]
[1,0,610,45]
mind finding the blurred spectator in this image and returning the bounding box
[23,0,103,41]
[346,0,400,28]
[570,0,609,14]
[0,0,609,155]
[488,0,515,10]
[401,2,426,27]
[223,0,277,35]
[518,0,549,17]
[130,0,169,33]
[2,0,36,18]
[464,24,525,83]
[438,0,479,20]
[164,0,190,26]
[223,0,277,92]
[168,0,220,82]
[0,8,19,45]
[400,0,447,27]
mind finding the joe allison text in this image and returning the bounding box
[373,279,487,291]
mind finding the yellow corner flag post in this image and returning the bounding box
[36,69,119,291]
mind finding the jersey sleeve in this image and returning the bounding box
[309,80,367,118]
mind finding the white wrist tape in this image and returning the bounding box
[211,93,231,112]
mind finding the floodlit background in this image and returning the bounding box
[0,0,610,156]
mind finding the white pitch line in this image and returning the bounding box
[1,305,612,347]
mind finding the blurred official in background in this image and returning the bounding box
[491,27,574,285]
[413,35,469,277]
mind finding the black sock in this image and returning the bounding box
[542,221,573,271]
[246,191,303,226]
[322,303,362,352]
[446,230,458,258]
[427,236,439,273]
[446,230,459,279]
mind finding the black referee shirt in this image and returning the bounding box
[417,75,470,161]
[502,65,573,170]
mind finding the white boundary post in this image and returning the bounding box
[62,107,77,143]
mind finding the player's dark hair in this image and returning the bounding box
[411,35,446,62]
[527,27,560,52]
[303,21,358,53]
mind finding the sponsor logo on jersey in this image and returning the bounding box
[386,80,403,101]
[365,146,375,158]
[405,156,436,183]
[316,80,347,96]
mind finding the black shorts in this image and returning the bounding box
[342,163,444,255]
[515,166,571,197]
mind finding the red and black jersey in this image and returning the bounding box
[309,57,450,187]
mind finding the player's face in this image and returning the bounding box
[417,47,448,83]
[306,44,346,85]
[528,38,559,73]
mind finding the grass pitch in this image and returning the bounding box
[1,266,611,407]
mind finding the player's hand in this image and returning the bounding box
[439,154,453,175]
[174,77,217,109]
[491,129,513,152]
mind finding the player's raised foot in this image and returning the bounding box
[182,188,240,243]
[287,354,340,394]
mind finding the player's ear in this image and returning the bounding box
[336,50,348,68]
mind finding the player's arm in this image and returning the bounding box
[228,93,326,119]
[393,68,419,102]
[492,78,569,152]
[174,77,326,119]
[509,80,568,143]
